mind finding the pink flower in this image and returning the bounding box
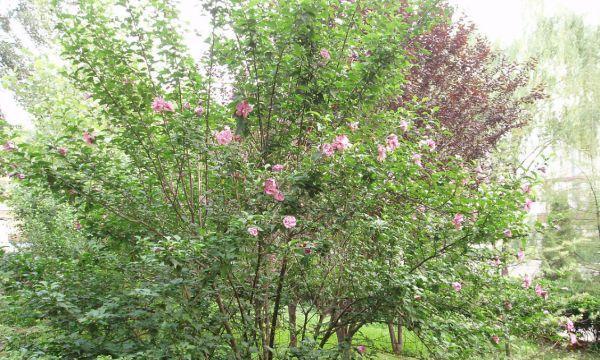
[452,213,464,230]
[83,131,95,145]
[417,205,426,213]
[151,97,175,113]
[491,335,500,344]
[569,333,577,345]
[321,143,334,157]
[274,191,285,202]
[319,48,331,60]
[503,229,513,237]
[386,134,400,151]
[425,139,436,151]
[504,301,513,311]
[283,215,297,229]
[452,282,462,292]
[521,183,531,194]
[3,141,16,151]
[377,144,387,162]
[304,247,313,255]
[332,134,351,151]
[215,126,234,145]
[412,153,422,167]
[58,147,68,156]
[272,164,284,172]
[15,173,25,180]
[247,227,259,237]
[195,106,204,116]
[349,122,359,131]
[524,199,534,212]
[566,319,575,332]
[264,178,279,196]
[399,120,409,132]
[535,284,548,300]
[235,100,253,118]
[492,257,501,266]
[523,275,532,289]
[183,101,191,110]
[74,221,82,230]
[517,249,525,261]
[357,345,366,355]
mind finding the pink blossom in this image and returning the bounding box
[195,106,204,116]
[58,147,68,156]
[535,284,548,300]
[452,213,464,230]
[517,249,525,261]
[523,274,532,289]
[247,227,259,237]
[357,345,366,355]
[504,301,513,311]
[386,134,400,151]
[151,97,175,113]
[304,247,313,255]
[377,144,387,162]
[423,138,436,151]
[417,205,426,213]
[569,333,577,345]
[521,183,531,194]
[412,153,422,167]
[319,48,331,60]
[83,131,95,145]
[321,143,334,157]
[566,319,575,332]
[3,141,16,151]
[264,178,279,196]
[74,221,82,230]
[235,100,253,118]
[272,164,284,172]
[332,134,351,151]
[503,229,513,237]
[492,257,501,267]
[399,120,409,132]
[491,335,500,344]
[349,122,359,131]
[452,282,462,292]
[283,215,297,229]
[15,173,25,180]
[274,191,285,202]
[215,126,234,145]
[524,199,534,212]
[183,102,191,110]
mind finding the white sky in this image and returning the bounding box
[448,0,600,47]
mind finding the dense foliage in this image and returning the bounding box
[0,0,571,359]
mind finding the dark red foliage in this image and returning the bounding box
[395,6,544,160]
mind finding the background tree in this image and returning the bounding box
[394,2,544,161]
[510,7,600,284]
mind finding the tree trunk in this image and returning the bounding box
[288,302,297,347]
[397,317,404,353]
[388,321,401,354]
[336,326,352,360]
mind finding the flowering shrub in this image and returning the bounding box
[0,0,548,358]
